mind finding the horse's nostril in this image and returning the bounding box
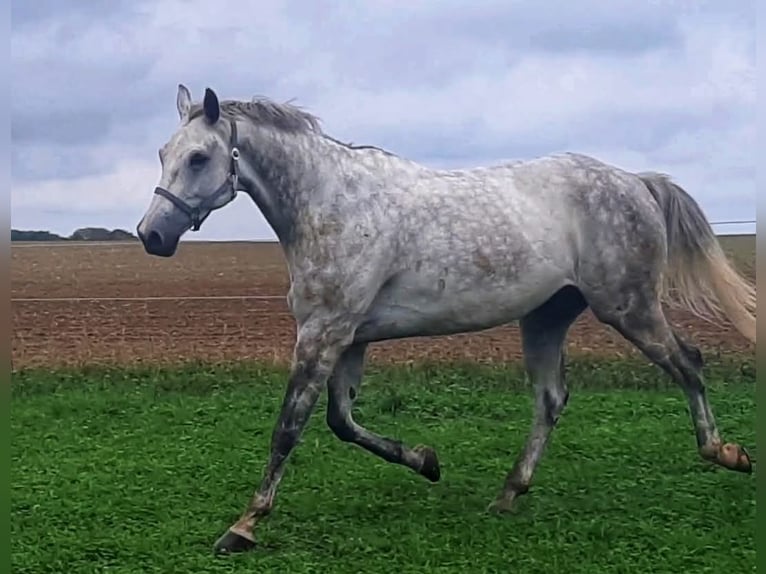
[140,228,177,257]
[146,230,164,252]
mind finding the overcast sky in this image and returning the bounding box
[11,0,756,240]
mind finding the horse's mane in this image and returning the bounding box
[188,96,396,156]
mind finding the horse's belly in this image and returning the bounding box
[354,268,568,343]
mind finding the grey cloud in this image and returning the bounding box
[368,108,715,172]
[12,109,113,146]
[571,109,724,154]
[529,23,679,54]
[11,64,160,148]
[11,145,110,183]
[11,0,162,150]
[10,0,757,238]
[278,0,685,93]
[11,0,146,29]
[10,0,749,144]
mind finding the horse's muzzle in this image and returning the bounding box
[137,228,179,257]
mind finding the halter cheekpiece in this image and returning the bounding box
[153,118,241,231]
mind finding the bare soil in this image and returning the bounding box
[11,238,755,369]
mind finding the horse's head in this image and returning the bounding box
[137,84,241,256]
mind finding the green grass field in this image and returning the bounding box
[11,358,756,573]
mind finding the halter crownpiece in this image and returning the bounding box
[153,118,241,231]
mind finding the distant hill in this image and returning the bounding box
[68,227,138,241]
[11,229,66,242]
[11,227,139,242]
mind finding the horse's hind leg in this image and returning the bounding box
[489,286,587,512]
[325,343,440,482]
[594,298,752,473]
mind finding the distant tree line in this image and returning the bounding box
[11,227,139,242]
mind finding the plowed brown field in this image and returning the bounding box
[11,237,755,369]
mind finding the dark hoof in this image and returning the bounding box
[719,443,753,474]
[414,445,441,482]
[213,528,256,555]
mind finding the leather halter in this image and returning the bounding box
[153,119,241,231]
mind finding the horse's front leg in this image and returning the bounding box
[213,321,352,554]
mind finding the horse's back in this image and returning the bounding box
[353,152,666,343]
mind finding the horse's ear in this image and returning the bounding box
[203,87,220,123]
[176,84,192,120]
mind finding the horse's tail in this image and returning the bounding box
[637,172,755,343]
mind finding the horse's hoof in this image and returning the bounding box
[486,495,516,514]
[718,443,753,474]
[414,445,441,482]
[213,528,256,554]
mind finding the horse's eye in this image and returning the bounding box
[189,152,209,168]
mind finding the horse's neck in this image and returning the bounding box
[239,124,330,261]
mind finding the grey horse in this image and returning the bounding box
[136,85,756,554]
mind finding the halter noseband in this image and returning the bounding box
[153,119,241,231]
